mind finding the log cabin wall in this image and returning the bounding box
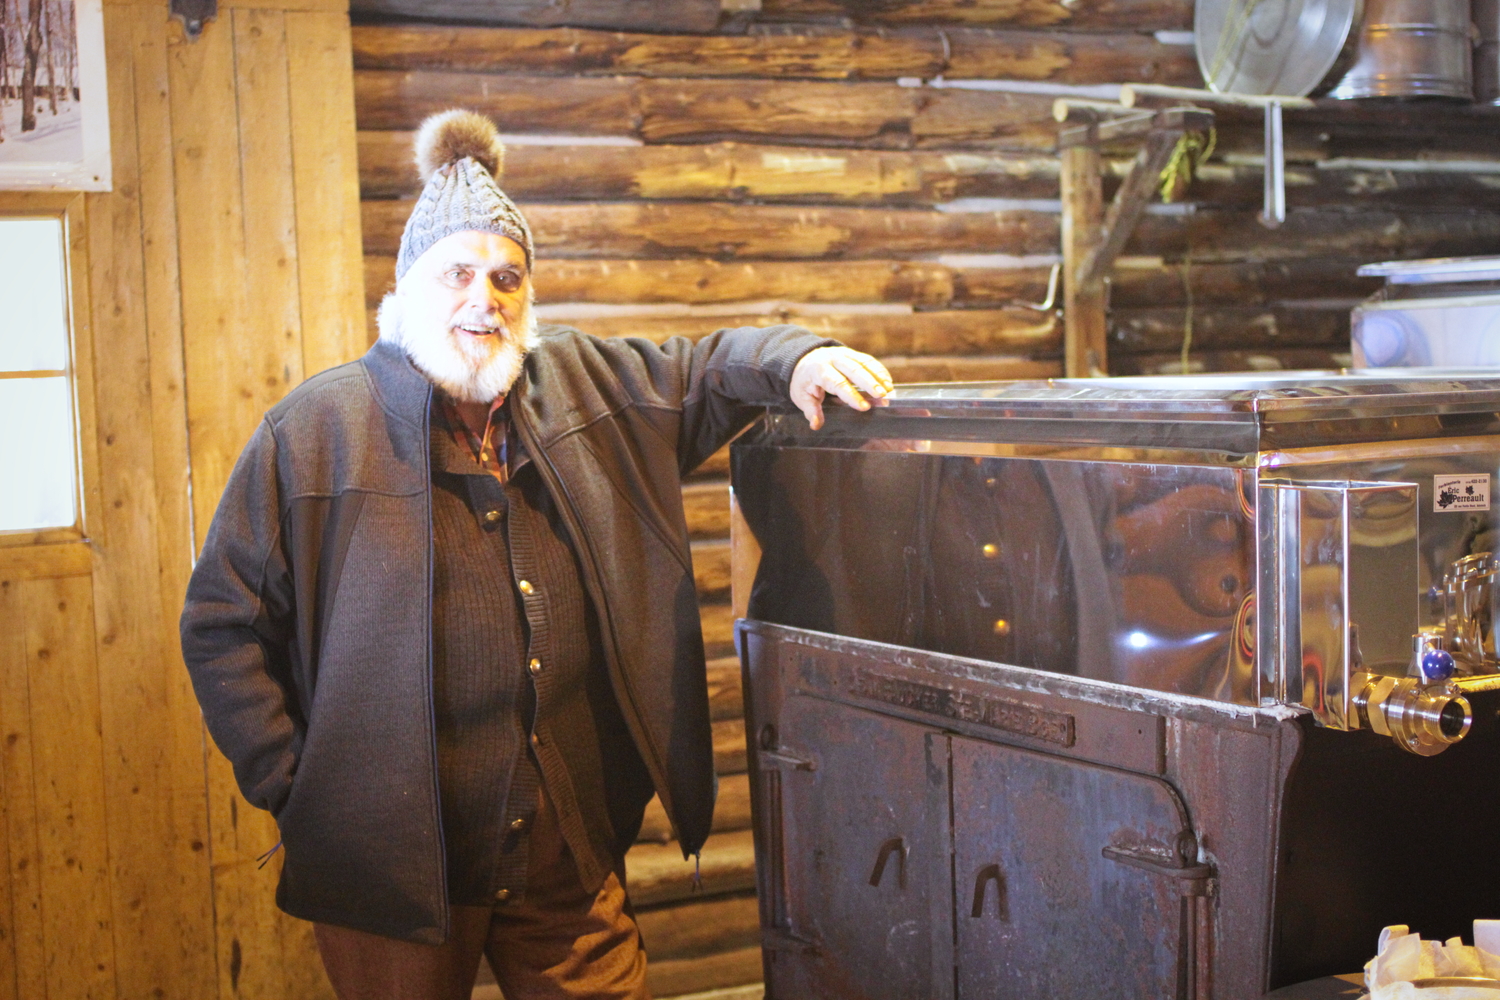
[352,2,1500,997]
[0,2,363,998]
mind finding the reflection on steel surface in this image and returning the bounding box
[734,371,1500,753]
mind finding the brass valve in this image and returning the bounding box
[1352,672,1473,756]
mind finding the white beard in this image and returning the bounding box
[377,288,538,403]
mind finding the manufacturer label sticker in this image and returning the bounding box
[1434,474,1491,512]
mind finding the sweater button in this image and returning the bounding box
[509,817,527,833]
[530,733,542,749]
[495,889,511,903]
[483,509,501,524]
[518,579,534,595]
[528,658,543,676]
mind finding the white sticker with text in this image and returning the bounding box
[1434,474,1491,512]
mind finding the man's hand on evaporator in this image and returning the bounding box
[788,346,894,431]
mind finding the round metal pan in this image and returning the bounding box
[1196,0,1363,96]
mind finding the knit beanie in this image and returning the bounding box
[396,109,534,281]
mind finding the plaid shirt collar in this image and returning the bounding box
[437,393,527,483]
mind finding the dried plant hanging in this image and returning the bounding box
[1159,128,1217,204]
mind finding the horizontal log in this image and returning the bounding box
[684,480,731,539]
[759,0,1194,31]
[1110,259,1380,308]
[693,443,732,481]
[693,539,732,601]
[348,0,721,32]
[644,946,764,999]
[626,828,757,907]
[350,23,1199,86]
[366,254,1053,308]
[881,354,1060,381]
[638,772,751,845]
[1109,347,1351,376]
[361,199,1060,259]
[553,308,1060,357]
[1186,161,1500,212]
[355,72,1061,151]
[714,717,747,775]
[1130,208,1500,264]
[701,602,735,658]
[1110,306,1349,353]
[359,134,1062,202]
[636,892,761,962]
[706,655,743,722]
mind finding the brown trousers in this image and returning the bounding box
[315,789,649,1000]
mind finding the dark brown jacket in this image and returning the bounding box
[180,324,830,943]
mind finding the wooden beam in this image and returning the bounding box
[758,0,1194,31]
[637,772,751,844]
[368,254,1055,308]
[1110,305,1349,352]
[348,0,722,32]
[349,23,1200,86]
[1060,136,1106,376]
[644,947,764,1000]
[626,829,757,907]
[635,892,760,961]
[1110,347,1349,375]
[359,134,1062,203]
[1080,123,1190,284]
[1110,259,1379,308]
[354,72,1061,150]
[362,199,1060,259]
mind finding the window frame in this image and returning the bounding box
[0,191,98,550]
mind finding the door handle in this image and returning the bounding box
[869,837,907,889]
[758,749,817,772]
[1102,844,1215,896]
[971,863,1007,920]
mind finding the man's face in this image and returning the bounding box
[381,229,537,403]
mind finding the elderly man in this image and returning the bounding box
[180,109,891,1000]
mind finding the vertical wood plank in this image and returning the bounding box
[0,579,39,1000]
[1061,140,1107,377]
[233,8,306,394]
[85,8,220,1000]
[167,13,297,1000]
[20,576,113,1000]
[169,11,286,551]
[287,9,369,375]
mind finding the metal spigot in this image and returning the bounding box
[1352,631,1473,756]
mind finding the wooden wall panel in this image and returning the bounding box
[0,2,363,999]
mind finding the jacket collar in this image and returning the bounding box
[362,337,435,427]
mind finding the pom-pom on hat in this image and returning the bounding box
[396,109,534,281]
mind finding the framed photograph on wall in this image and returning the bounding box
[0,0,110,191]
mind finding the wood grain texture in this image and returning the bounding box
[693,540,732,602]
[638,772,752,845]
[0,580,41,1000]
[355,72,1060,151]
[84,11,217,1000]
[349,0,722,32]
[759,0,1194,31]
[626,829,757,907]
[1110,347,1350,375]
[361,199,1059,259]
[21,576,114,1000]
[358,134,1062,203]
[1110,259,1380,308]
[636,892,760,960]
[683,481,731,540]
[645,947,765,999]
[1110,306,1349,353]
[0,545,92,583]
[349,23,1199,85]
[288,10,372,374]
[369,255,1055,309]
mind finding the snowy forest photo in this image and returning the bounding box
[0,0,81,163]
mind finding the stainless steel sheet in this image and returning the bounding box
[733,371,1500,708]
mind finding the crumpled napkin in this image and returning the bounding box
[1363,923,1500,999]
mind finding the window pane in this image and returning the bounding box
[0,376,77,531]
[0,217,69,372]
